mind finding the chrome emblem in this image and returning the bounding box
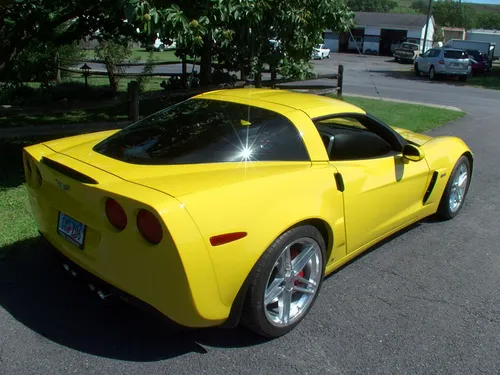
[55,179,70,191]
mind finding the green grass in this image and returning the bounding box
[0,136,53,255]
[83,48,180,63]
[0,185,38,253]
[1,95,184,127]
[341,96,465,132]
[468,70,500,90]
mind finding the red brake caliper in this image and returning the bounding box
[290,248,304,286]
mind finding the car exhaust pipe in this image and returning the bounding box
[97,290,111,300]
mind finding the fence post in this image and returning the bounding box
[128,81,139,122]
[337,65,344,97]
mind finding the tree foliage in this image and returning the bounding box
[346,0,398,13]
[128,0,355,84]
[1,0,355,86]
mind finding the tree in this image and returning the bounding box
[346,0,398,13]
[131,0,355,86]
[431,0,477,30]
[476,11,500,30]
[410,0,428,14]
[0,0,138,83]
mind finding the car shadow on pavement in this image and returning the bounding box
[373,69,469,87]
[0,237,268,362]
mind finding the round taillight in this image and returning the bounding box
[137,209,163,244]
[105,198,127,231]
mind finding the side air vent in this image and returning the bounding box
[41,157,99,185]
[423,171,438,204]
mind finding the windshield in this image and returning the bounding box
[93,99,310,165]
[401,43,419,50]
[315,44,322,49]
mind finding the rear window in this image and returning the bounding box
[444,50,467,59]
[402,43,419,50]
[93,98,310,165]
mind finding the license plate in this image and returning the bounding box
[57,212,86,249]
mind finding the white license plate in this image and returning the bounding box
[57,212,86,249]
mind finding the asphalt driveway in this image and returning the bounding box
[1,54,500,375]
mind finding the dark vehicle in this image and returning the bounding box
[466,49,486,75]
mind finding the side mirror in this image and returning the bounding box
[402,143,425,162]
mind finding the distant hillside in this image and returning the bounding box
[396,0,500,14]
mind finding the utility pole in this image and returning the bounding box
[422,0,433,53]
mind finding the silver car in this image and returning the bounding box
[415,48,471,81]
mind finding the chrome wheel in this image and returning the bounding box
[264,237,323,327]
[449,163,468,213]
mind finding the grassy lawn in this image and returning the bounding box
[0,136,53,257]
[468,71,500,91]
[0,95,183,127]
[83,48,180,62]
[342,96,465,133]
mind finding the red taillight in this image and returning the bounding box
[210,232,247,246]
[105,198,127,231]
[137,209,163,244]
[438,60,445,65]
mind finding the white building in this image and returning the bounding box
[324,12,436,55]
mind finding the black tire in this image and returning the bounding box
[429,66,436,80]
[436,155,472,220]
[414,63,420,76]
[395,57,399,62]
[240,225,326,338]
[459,75,467,82]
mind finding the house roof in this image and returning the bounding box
[353,12,435,29]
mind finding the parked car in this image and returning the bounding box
[348,36,363,52]
[393,42,421,63]
[312,44,330,59]
[23,89,473,338]
[414,48,471,81]
[465,49,486,75]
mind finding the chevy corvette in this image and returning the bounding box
[23,89,473,338]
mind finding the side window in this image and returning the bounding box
[314,117,392,161]
[429,49,441,58]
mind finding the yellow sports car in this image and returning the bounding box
[23,89,473,338]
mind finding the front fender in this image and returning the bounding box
[420,136,473,207]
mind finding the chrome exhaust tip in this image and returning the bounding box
[97,290,111,300]
[63,263,70,272]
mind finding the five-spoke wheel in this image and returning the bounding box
[241,225,326,338]
[437,155,471,219]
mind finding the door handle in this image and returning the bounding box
[334,173,345,192]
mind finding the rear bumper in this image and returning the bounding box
[435,66,470,75]
[40,232,172,321]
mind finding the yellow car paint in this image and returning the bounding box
[24,88,473,328]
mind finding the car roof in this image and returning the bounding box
[195,88,366,118]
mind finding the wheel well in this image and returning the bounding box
[463,151,474,174]
[296,219,334,261]
[220,218,334,329]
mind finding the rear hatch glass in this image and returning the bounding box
[444,50,467,59]
[93,98,310,165]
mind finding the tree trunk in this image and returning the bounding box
[200,32,213,86]
[105,63,118,92]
